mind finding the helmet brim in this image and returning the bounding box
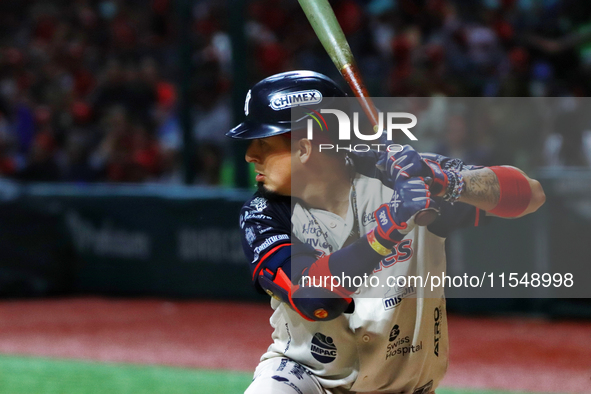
[225,121,291,139]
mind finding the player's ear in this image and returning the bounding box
[296,138,313,164]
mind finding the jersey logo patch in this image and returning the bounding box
[250,197,268,212]
[310,333,337,364]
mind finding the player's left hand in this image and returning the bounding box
[374,176,440,242]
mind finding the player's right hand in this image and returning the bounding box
[376,145,431,182]
[374,177,440,242]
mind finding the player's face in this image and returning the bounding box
[245,136,292,195]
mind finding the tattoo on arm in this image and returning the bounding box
[460,169,500,209]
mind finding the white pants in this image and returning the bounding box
[244,357,331,394]
[244,357,436,394]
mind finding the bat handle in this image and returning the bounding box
[341,63,381,133]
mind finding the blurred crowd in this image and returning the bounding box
[0,0,590,185]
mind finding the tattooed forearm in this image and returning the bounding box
[459,168,500,210]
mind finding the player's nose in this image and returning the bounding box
[245,140,260,163]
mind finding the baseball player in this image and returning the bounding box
[227,71,545,394]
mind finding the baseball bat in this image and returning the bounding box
[298,0,380,133]
[298,0,437,227]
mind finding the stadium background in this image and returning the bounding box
[0,0,589,393]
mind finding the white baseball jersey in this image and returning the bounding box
[239,152,484,393]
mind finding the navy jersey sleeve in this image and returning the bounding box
[239,193,293,287]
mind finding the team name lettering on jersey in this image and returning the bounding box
[374,239,413,272]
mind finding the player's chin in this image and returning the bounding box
[257,182,287,200]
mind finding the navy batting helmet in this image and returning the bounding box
[226,70,347,139]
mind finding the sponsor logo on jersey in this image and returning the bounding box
[413,380,434,394]
[362,212,375,226]
[240,211,272,229]
[382,285,416,311]
[250,197,268,212]
[251,234,289,263]
[270,90,322,110]
[245,227,256,247]
[301,219,326,237]
[389,324,400,341]
[385,325,422,360]
[258,225,273,234]
[310,333,337,364]
[304,237,332,253]
[434,306,442,357]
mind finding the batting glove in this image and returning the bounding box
[374,177,440,243]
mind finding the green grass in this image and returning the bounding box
[0,355,251,394]
[0,355,547,394]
